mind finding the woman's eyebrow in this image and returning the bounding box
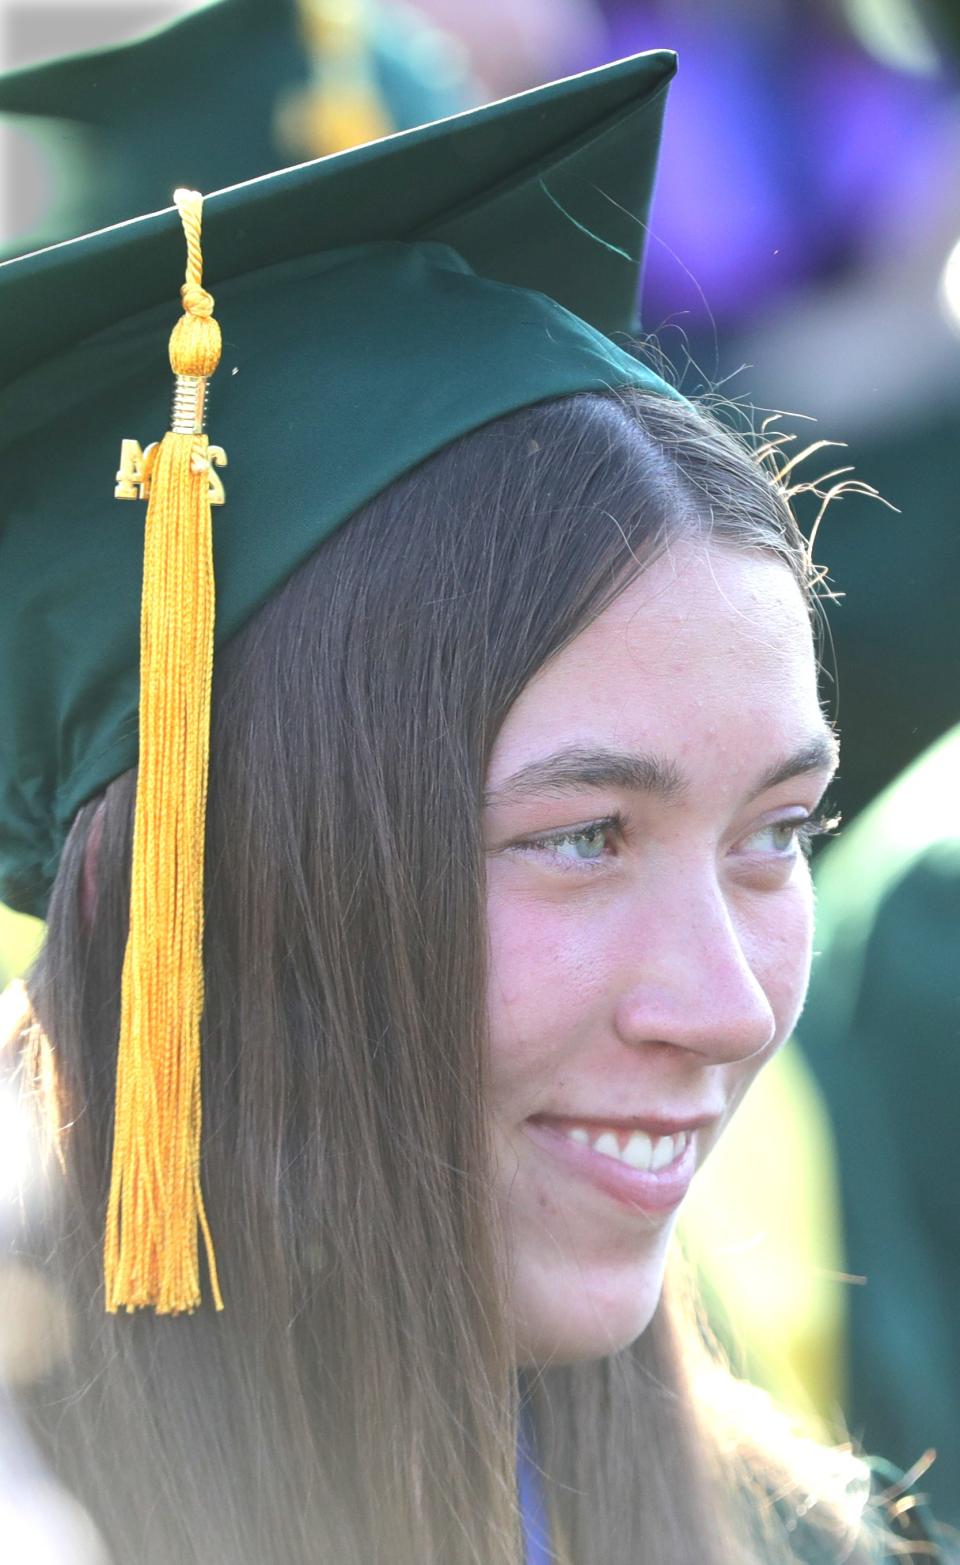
[485,747,684,807]
[745,729,840,801]
[485,730,839,808]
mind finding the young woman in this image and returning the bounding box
[0,50,940,1565]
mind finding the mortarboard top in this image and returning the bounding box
[0,0,470,253]
[0,48,678,923]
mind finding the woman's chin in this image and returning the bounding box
[511,1261,667,1366]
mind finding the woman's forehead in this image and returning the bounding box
[487,542,824,792]
[583,540,809,654]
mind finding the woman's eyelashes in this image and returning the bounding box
[507,813,625,871]
[498,800,839,874]
[739,803,840,863]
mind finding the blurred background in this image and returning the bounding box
[1,0,958,1543]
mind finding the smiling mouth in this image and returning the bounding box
[557,1122,688,1171]
[528,1112,718,1167]
[523,1114,714,1213]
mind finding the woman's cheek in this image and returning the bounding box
[485,872,612,1092]
[485,874,545,1022]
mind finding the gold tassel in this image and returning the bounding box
[106,190,225,1314]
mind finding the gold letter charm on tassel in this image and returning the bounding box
[114,440,158,500]
[106,189,225,1315]
[192,443,228,506]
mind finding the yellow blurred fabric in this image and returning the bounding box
[680,1039,848,1435]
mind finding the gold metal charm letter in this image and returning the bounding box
[114,440,158,500]
[206,445,227,506]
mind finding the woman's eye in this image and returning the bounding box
[515,817,621,868]
[755,821,804,855]
[744,808,839,860]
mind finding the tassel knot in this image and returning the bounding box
[181,280,215,317]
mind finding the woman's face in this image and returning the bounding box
[483,538,837,1366]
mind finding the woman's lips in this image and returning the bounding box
[522,1116,700,1214]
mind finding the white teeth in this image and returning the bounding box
[622,1131,653,1170]
[651,1134,675,1171]
[561,1125,690,1171]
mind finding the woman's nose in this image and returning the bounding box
[611,878,777,1065]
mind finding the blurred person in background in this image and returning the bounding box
[0,0,472,254]
[799,726,960,1531]
[405,0,606,98]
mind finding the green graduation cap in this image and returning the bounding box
[0,49,678,1313]
[0,0,470,254]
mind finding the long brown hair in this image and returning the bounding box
[10,389,874,1564]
